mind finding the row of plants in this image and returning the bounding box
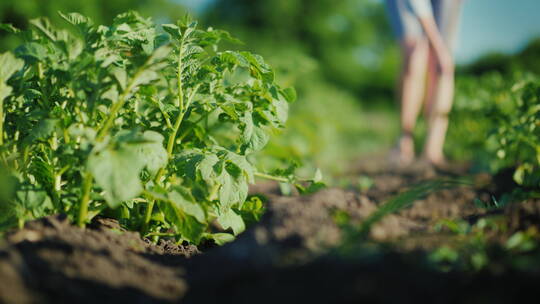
[448,71,540,196]
[0,12,306,244]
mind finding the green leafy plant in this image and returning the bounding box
[449,72,540,196]
[0,11,298,244]
[492,79,540,189]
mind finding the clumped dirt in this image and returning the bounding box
[1,160,540,303]
[0,216,196,303]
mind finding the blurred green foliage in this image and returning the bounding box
[448,40,540,173]
[204,0,399,177]
[447,51,540,200]
[1,0,400,178]
[0,0,187,51]
[458,38,540,77]
[3,0,540,182]
[246,47,397,176]
[204,0,399,100]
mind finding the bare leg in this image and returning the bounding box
[424,50,438,118]
[423,59,454,165]
[396,37,429,164]
[422,0,462,166]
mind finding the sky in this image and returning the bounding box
[176,0,540,64]
[456,0,540,63]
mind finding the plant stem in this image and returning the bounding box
[145,232,176,237]
[96,65,147,142]
[142,199,154,233]
[77,172,93,228]
[177,106,218,142]
[143,38,203,230]
[0,97,4,146]
[254,172,289,183]
[175,39,185,109]
[95,91,128,141]
[145,46,189,226]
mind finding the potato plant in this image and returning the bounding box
[0,12,298,243]
[451,73,540,196]
[493,79,540,190]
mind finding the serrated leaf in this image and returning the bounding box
[112,68,127,90]
[221,104,240,120]
[0,52,24,82]
[217,208,245,235]
[169,189,205,223]
[88,145,144,208]
[16,42,48,61]
[274,98,289,125]
[134,131,168,175]
[226,151,254,183]
[150,45,172,62]
[218,171,248,209]
[159,200,206,244]
[209,233,235,245]
[29,157,55,191]
[58,11,92,27]
[162,24,181,39]
[23,119,58,145]
[0,23,21,34]
[281,87,297,103]
[218,171,233,207]
[243,126,270,153]
[0,82,13,103]
[101,85,119,102]
[15,187,53,218]
[198,154,220,184]
[183,45,204,57]
[29,18,57,41]
[240,111,254,143]
[132,70,158,88]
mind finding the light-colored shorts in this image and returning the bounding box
[386,0,463,51]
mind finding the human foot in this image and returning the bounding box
[421,154,449,170]
[389,134,415,166]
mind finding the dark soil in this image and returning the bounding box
[1,159,540,303]
[0,216,197,303]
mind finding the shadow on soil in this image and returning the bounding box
[1,159,539,303]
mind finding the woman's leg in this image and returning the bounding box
[398,37,429,164]
[423,57,454,165]
[423,0,463,165]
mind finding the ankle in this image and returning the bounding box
[421,152,446,166]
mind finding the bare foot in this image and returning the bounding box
[389,134,415,166]
[421,154,449,169]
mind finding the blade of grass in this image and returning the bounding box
[357,178,471,238]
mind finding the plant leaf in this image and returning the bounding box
[88,145,144,208]
[217,208,245,235]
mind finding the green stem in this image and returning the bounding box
[96,66,146,142]
[77,172,93,228]
[175,39,185,109]
[0,98,4,146]
[142,199,155,232]
[145,232,176,238]
[95,92,128,142]
[151,97,173,129]
[143,38,199,228]
[153,80,199,184]
[177,106,218,142]
[254,172,289,183]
